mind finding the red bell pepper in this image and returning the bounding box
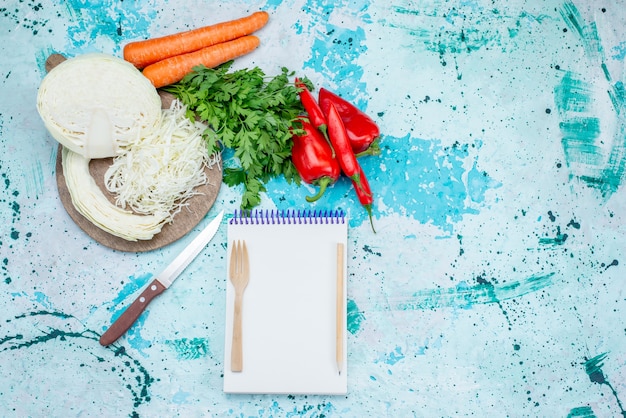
[318,87,380,156]
[291,118,340,202]
[352,164,375,233]
[295,78,334,157]
[325,102,365,192]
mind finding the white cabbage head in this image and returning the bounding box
[37,53,162,159]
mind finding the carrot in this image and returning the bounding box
[142,35,261,88]
[124,11,269,69]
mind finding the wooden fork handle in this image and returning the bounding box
[231,292,244,372]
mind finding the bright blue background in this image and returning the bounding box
[1,0,626,416]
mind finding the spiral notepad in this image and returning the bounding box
[224,209,348,395]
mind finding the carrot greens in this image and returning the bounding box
[165,61,305,209]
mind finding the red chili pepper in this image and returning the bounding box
[295,78,334,157]
[352,164,376,233]
[318,87,380,156]
[291,118,340,202]
[325,102,365,192]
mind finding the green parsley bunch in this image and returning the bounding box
[166,61,305,209]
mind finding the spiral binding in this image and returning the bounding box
[229,209,345,225]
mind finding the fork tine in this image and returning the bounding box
[242,240,249,279]
[230,240,238,278]
[237,241,242,274]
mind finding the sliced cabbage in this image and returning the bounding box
[104,100,220,222]
[60,100,219,242]
[40,53,219,242]
[37,53,162,159]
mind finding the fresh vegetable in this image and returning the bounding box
[61,147,169,241]
[295,78,333,156]
[37,53,162,159]
[318,87,380,156]
[142,35,261,88]
[105,100,219,219]
[325,102,364,191]
[352,164,376,233]
[37,53,219,241]
[165,61,304,209]
[123,11,270,69]
[60,100,217,242]
[291,118,340,202]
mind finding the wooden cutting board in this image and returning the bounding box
[47,54,222,252]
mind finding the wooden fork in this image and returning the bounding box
[229,240,249,372]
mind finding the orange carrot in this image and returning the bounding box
[124,11,269,69]
[142,35,261,88]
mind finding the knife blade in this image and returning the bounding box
[99,210,224,346]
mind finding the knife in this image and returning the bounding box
[99,210,224,346]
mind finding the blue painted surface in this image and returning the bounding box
[1,0,626,416]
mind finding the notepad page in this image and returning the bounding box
[224,218,348,395]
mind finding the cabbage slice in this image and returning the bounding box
[61,146,168,241]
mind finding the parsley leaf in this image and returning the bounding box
[165,61,306,210]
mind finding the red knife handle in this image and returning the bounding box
[99,279,166,346]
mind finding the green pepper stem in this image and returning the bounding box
[364,204,376,233]
[305,176,334,203]
[349,172,370,196]
[317,124,335,158]
[355,139,381,158]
